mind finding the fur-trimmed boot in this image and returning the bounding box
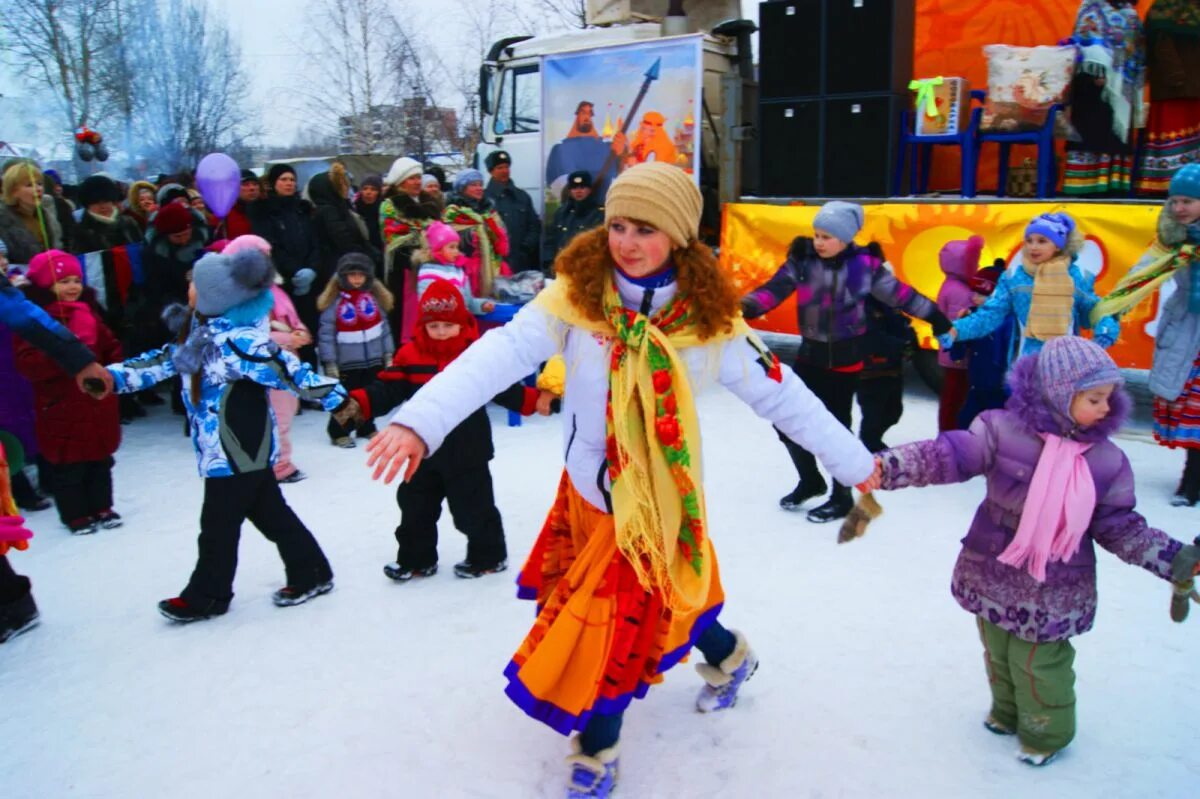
[695,629,759,713]
[565,737,618,799]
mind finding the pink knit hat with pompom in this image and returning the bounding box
[425,221,459,255]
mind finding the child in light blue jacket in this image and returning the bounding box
[106,245,348,623]
[941,212,1119,365]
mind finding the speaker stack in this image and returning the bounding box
[758,0,914,197]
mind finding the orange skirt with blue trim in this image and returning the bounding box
[505,471,725,735]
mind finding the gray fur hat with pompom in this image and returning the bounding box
[193,247,276,316]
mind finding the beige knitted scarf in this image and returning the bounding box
[1023,253,1075,341]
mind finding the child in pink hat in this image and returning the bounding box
[415,221,494,315]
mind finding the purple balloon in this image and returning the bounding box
[195,153,241,219]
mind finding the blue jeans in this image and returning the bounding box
[578,618,737,755]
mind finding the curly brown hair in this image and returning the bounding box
[552,225,740,340]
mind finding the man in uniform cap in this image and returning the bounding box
[542,170,603,273]
[483,150,542,273]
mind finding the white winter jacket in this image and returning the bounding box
[391,272,875,512]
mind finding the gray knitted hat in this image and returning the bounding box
[193,248,276,316]
[813,201,865,244]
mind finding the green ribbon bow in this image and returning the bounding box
[909,77,945,118]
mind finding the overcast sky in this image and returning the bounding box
[2,0,757,147]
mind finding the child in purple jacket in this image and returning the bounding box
[741,201,951,522]
[871,336,1200,766]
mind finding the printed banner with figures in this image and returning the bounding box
[540,34,703,214]
[720,202,1165,370]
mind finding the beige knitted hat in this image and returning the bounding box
[604,162,702,248]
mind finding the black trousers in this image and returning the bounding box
[856,373,904,454]
[394,460,507,570]
[48,457,114,525]
[0,555,31,603]
[326,367,379,440]
[182,470,332,604]
[776,361,859,496]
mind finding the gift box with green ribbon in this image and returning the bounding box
[909,76,970,135]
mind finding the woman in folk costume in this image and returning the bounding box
[363,163,876,798]
[1062,0,1146,196]
[1092,164,1200,504]
[940,212,1120,364]
[1136,0,1200,195]
[441,169,511,302]
[379,157,442,343]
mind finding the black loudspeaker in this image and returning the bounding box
[823,94,898,197]
[825,0,914,95]
[759,99,821,196]
[759,0,821,100]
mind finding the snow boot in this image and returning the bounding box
[272,579,334,607]
[453,559,508,579]
[695,629,759,712]
[278,469,308,484]
[12,471,51,512]
[1016,745,1060,767]
[983,715,1015,735]
[806,485,853,523]
[66,518,99,535]
[158,596,229,623]
[1171,450,1200,506]
[383,562,438,582]
[779,477,827,511]
[0,590,39,643]
[565,737,618,799]
[332,436,356,449]
[94,510,123,529]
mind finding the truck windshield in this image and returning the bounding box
[493,64,540,135]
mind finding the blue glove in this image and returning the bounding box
[936,332,956,351]
[291,268,317,296]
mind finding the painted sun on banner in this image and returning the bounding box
[540,34,703,217]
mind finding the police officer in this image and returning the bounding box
[543,170,604,273]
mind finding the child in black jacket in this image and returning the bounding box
[340,279,555,580]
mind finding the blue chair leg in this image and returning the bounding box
[892,138,905,196]
[919,144,934,194]
[961,139,977,198]
[996,143,1011,197]
[1036,144,1051,199]
[909,143,921,195]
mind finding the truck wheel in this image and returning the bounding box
[911,348,944,394]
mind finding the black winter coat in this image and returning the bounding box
[0,198,64,264]
[308,172,380,276]
[71,212,142,255]
[484,179,541,273]
[353,196,384,255]
[250,195,319,284]
[543,195,603,270]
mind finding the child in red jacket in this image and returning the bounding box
[13,251,122,534]
[341,279,555,579]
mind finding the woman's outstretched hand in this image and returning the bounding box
[365,423,428,484]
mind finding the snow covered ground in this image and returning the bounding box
[3,380,1198,799]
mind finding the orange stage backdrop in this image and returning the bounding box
[721,201,1163,370]
[912,0,1145,192]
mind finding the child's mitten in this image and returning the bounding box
[0,515,32,556]
[537,354,566,396]
[837,493,883,544]
[1170,541,1200,623]
[332,398,362,428]
[936,332,956,351]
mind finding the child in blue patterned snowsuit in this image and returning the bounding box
[105,245,348,622]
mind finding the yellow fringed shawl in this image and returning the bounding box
[532,277,751,611]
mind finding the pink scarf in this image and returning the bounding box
[997,434,1096,582]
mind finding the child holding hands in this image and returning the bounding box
[864,336,1200,765]
[339,279,553,580]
